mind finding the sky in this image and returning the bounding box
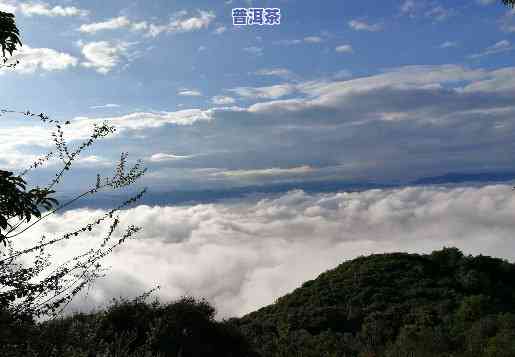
[0,0,514,194]
[2,0,515,317]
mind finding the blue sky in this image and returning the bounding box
[1,0,515,196]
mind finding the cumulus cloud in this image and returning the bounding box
[79,41,133,74]
[146,10,215,37]
[79,16,131,34]
[1,45,78,74]
[13,1,89,16]
[19,2,88,17]
[348,19,383,32]
[17,184,515,318]
[77,10,214,37]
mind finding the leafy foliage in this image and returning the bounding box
[0,11,21,67]
[1,296,257,357]
[0,170,57,246]
[237,248,515,356]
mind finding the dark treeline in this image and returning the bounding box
[2,247,515,356]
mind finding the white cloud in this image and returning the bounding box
[303,36,324,43]
[425,5,455,22]
[77,10,214,37]
[72,109,214,133]
[6,64,515,188]
[243,46,263,56]
[150,153,194,162]
[477,0,496,5]
[400,0,417,15]
[462,67,515,93]
[79,16,131,34]
[469,40,513,58]
[131,21,148,32]
[348,19,383,32]
[146,10,215,37]
[273,37,325,46]
[440,41,458,48]
[211,166,314,179]
[90,104,121,109]
[214,26,226,34]
[500,8,515,33]
[335,44,353,53]
[0,1,17,13]
[19,2,88,17]
[273,39,302,46]
[230,84,296,100]
[400,1,454,22]
[178,89,202,97]
[211,95,236,105]
[19,184,515,318]
[254,68,293,79]
[75,155,112,167]
[79,41,132,74]
[1,45,78,74]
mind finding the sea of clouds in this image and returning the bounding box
[15,184,515,318]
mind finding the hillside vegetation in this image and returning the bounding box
[2,248,515,356]
[237,247,515,356]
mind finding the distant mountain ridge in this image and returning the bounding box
[59,170,515,209]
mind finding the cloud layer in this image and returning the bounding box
[16,184,515,318]
[4,64,515,190]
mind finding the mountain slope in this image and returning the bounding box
[236,248,515,356]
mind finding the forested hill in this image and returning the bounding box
[236,248,515,356]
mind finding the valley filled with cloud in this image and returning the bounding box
[17,184,515,318]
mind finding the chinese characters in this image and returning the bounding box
[232,8,281,26]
